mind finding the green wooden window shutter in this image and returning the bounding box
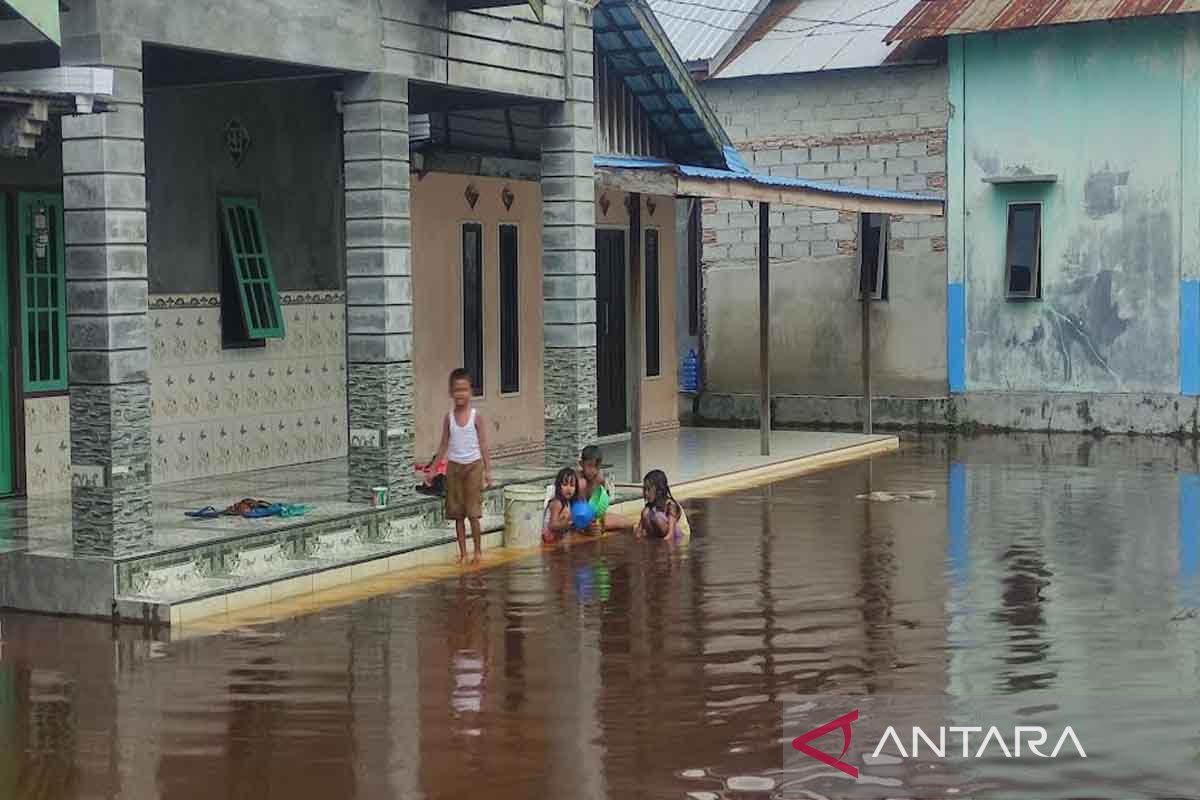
[219,197,285,340]
[18,193,66,392]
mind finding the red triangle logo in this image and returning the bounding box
[791,709,860,779]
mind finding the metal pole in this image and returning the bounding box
[861,213,875,435]
[862,291,872,434]
[759,201,771,455]
[628,193,643,482]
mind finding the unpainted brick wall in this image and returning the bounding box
[697,64,949,398]
[698,64,948,264]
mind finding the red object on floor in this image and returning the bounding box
[416,459,448,478]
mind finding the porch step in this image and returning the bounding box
[113,514,508,622]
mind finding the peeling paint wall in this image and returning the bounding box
[956,18,1186,394]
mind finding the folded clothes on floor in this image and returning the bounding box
[184,499,312,520]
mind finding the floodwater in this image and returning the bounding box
[4,434,1200,799]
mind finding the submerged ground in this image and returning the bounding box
[3,433,1200,799]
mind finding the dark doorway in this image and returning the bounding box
[596,229,627,436]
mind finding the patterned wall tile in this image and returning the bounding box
[147,293,348,485]
[25,397,70,497]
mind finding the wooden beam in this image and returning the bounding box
[628,193,644,483]
[759,201,771,456]
[594,167,679,196]
[677,175,945,217]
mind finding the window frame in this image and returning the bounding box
[1004,201,1043,301]
[857,212,889,302]
[498,222,520,397]
[461,221,485,398]
[18,193,67,393]
[644,226,662,378]
[218,196,285,344]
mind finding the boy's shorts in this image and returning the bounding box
[445,460,484,520]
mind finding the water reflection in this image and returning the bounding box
[3,434,1200,798]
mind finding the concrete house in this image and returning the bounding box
[655,0,951,428]
[887,0,1200,434]
[0,0,938,619]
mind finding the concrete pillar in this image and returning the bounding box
[541,4,597,464]
[62,34,151,557]
[342,73,413,502]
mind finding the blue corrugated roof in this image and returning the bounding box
[594,154,943,204]
[594,0,729,168]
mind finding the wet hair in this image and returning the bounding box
[642,469,674,510]
[580,444,602,465]
[553,467,578,505]
[449,367,471,388]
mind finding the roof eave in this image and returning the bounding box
[594,156,945,215]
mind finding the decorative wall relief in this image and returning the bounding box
[148,291,348,485]
[24,396,69,497]
[501,185,515,211]
[465,183,480,209]
[224,119,251,166]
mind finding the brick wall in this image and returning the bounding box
[701,64,947,262]
[698,64,949,398]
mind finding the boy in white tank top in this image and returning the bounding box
[428,368,492,563]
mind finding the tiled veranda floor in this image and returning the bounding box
[0,456,555,560]
[0,428,896,562]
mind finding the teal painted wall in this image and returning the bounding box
[952,18,1192,394]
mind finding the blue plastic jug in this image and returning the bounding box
[681,348,700,393]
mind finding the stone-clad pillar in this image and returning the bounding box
[343,73,413,502]
[62,34,151,556]
[542,3,597,464]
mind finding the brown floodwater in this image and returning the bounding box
[4,434,1200,799]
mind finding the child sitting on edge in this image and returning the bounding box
[542,467,579,544]
[635,469,691,543]
[576,445,608,532]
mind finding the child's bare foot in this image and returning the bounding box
[471,549,482,564]
[456,551,467,564]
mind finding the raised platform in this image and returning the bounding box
[0,428,897,626]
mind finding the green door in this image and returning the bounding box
[0,197,11,495]
[13,193,67,497]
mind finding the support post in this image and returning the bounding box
[541,2,597,464]
[63,34,152,556]
[343,73,414,501]
[628,193,642,482]
[859,212,880,435]
[759,201,770,456]
[862,291,872,434]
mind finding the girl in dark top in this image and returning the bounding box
[635,469,691,542]
[542,467,579,544]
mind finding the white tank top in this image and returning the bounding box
[447,408,481,464]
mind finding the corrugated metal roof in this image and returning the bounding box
[595,0,732,167]
[715,0,924,77]
[887,0,1200,42]
[594,153,943,203]
[646,0,764,65]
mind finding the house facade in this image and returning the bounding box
[0,0,610,560]
[887,2,1200,434]
[654,0,954,429]
[666,0,1200,436]
[0,0,940,579]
